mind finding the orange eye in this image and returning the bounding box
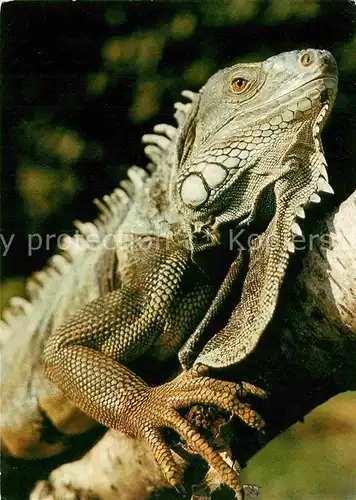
[231,77,249,93]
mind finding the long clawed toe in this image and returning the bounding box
[172,414,244,498]
[136,370,266,499]
[141,410,244,497]
[143,426,184,486]
[164,369,267,431]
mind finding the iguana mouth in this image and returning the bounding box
[314,76,338,104]
[264,75,337,114]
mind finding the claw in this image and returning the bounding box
[174,483,188,497]
[239,381,268,399]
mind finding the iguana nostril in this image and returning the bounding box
[300,50,315,67]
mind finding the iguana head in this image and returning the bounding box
[173,48,337,245]
[173,49,338,368]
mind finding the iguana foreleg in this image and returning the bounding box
[44,247,265,497]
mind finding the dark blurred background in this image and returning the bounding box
[1,1,356,499]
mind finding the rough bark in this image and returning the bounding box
[30,192,356,500]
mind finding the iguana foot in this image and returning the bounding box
[128,364,266,499]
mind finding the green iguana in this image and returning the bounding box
[1,49,338,499]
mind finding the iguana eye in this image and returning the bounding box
[231,77,249,93]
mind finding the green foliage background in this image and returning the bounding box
[1,1,356,499]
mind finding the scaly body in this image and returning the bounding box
[1,49,338,498]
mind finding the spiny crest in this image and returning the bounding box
[0,86,197,340]
[0,165,147,341]
[287,102,334,254]
[142,89,198,167]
